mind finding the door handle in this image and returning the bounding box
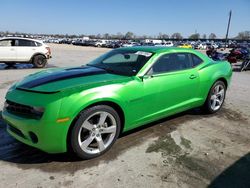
[189,74,197,79]
[10,48,15,51]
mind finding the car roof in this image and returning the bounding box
[0,37,43,43]
[119,46,197,54]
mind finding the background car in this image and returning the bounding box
[0,37,51,68]
[2,47,232,159]
[94,40,108,47]
[178,43,193,48]
[154,41,174,47]
[106,41,122,48]
[122,42,140,47]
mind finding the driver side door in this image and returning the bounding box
[141,52,200,121]
[0,39,17,61]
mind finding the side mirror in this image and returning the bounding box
[137,74,153,82]
[124,54,130,59]
[142,74,154,80]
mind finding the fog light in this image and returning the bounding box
[29,132,38,143]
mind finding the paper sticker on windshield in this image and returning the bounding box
[135,51,152,57]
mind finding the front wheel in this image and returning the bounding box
[203,81,226,114]
[70,105,121,159]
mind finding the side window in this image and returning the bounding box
[191,54,203,67]
[0,39,14,46]
[17,39,36,47]
[151,53,193,74]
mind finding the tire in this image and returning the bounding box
[203,81,226,114]
[32,55,47,68]
[70,105,121,159]
[4,62,16,66]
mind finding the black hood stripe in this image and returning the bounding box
[18,66,106,89]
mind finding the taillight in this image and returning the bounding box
[46,47,51,55]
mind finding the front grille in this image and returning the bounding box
[5,100,43,119]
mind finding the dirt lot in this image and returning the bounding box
[0,44,250,188]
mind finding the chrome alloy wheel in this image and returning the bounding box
[210,84,225,111]
[78,111,117,154]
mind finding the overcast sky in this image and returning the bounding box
[1,0,250,38]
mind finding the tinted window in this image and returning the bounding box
[191,54,203,67]
[17,39,36,46]
[151,53,192,74]
[0,39,14,46]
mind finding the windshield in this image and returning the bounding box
[87,49,153,76]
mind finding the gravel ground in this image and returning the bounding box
[0,44,250,188]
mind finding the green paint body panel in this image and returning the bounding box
[2,47,232,153]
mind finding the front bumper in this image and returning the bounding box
[2,109,69,153]
[2,89,70,153]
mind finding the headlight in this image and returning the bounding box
[4,100,45,119]
[31,106,45,115]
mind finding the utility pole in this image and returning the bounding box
[225,10,232,46]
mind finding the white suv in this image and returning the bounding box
[0,37,51,68]
[94,40,108,47]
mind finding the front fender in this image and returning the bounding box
[58,84,127,125]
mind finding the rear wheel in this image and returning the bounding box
[70,105,121,159]
[203,81,226,114]
[32,55,47,68]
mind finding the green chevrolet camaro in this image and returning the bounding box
[2,47,232,159]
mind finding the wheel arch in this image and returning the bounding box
[216,77,228,89]
[66,100,126,152]
[29,53,46,62]
[206,76,228,97]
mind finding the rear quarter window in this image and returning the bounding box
[17,39,36,47]
[191,54,203,67]
[35,42,42,46]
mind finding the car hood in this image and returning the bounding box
[15,66,130,93]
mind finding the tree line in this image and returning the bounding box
[0,31,249,40]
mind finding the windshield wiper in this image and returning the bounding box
[87,64,132,76]
[104,67,133,76]
[86,64,106,70]
[103,67,118,74]
[86,64,98,68]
